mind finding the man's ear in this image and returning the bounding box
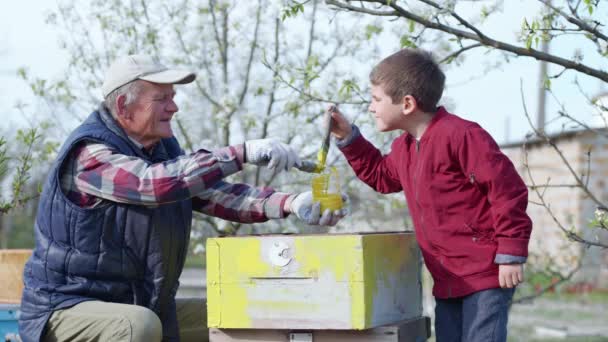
[116,94,131,120]
[401,95,418,115]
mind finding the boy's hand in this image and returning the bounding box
[328,105,352,140]
[498,264,523,288]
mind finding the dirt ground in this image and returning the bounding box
[508,296,608,341]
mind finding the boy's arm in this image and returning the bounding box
[457,125,533,259]
[336,125,402,194]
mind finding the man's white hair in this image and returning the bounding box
[104,80,142,118]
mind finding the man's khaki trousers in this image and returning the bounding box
[42,298,208,342]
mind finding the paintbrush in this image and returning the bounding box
[295,105,336,173]
[317,105,335,171]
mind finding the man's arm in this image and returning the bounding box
[62,141,245,206]
[65,141,346,225]
[191,181,291,223]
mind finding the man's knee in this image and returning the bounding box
[125,306,162,342]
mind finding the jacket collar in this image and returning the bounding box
[417,106,448,143]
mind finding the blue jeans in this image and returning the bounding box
[435,287,515,342]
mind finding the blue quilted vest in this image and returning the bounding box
[19,106,193,342]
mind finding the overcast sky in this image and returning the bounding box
[1,1,605,144]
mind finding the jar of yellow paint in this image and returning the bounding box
[311,167,343,212]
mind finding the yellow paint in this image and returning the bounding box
[349,281,366,329]
[206,233,420,329]
[316,149,328,172]
[207,237,273,328]
[311,167,343,212]
[293,235,361,283]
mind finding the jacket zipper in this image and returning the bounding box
[165,214,175,311]
[414,139,431,246]
[414,138,452,298]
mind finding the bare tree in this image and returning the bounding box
[17,0,410,242]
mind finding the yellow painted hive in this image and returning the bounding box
[206,232,422,330]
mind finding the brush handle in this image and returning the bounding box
[295,106,338,173]
[317,106,335,168]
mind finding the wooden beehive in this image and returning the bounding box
[206,232,422,330]
[0,249,32,303]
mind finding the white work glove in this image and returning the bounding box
[287,191,349,226]
[245,138,301,172]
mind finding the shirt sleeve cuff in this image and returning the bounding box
[334,124,360,148]
[494,254,527,264]
[263,192,291,219]
[211,144,245,177]
[496,237,529,256]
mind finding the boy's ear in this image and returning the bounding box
[401,95,418,115]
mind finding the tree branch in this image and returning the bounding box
[209,0,228,84]
[439,43,483,64]
[512,262,581,304]
[256,18,282,186]
[326,0,398,16]
[537,0,607,42]
[262,58,369,105]
[519,81,608,249]
[326,0,608,83]
[235,0,262,108]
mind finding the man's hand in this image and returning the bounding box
[245,139,301,171]
[328,105,352,141]
[285,191,349,226]
[498,264,524,288]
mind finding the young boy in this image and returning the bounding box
[330,49,532,342]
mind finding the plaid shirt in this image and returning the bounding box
[59,141,290,222]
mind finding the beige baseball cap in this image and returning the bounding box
[101,55,196,98]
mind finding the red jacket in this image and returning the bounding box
[339,107,532,298]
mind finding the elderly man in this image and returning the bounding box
[19,55,347,342]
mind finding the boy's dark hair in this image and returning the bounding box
[370,49,445,112]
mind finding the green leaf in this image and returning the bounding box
[400,35,417,48]
[285,101,301,116]
[280,3,305,21]
[17,67,28,80]
[585,0,594,15]
[338,79,360,98]
[408,20,415,33]
[365,25,383,40]
[480,6,489,19]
